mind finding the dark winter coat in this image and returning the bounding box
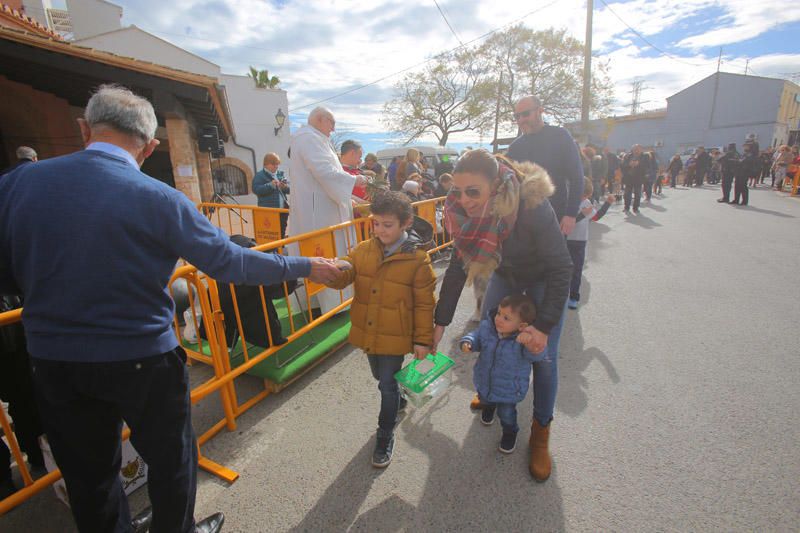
[462,310,543,404]
[435,165,573,335]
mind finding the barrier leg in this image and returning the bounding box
[0,407,33,487]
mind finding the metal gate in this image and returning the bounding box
[212,163,248,196]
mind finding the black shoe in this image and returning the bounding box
[131,507,153,533]
[730,201,739,205]
[717,198,728,203]
[271,336,289,346]
[499,430,518,454]
[481,406,496,426]
[372,431,394,468]
[195,512,225,533]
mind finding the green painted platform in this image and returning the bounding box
[186,298,350,385]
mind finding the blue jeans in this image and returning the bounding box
[481,276,567,427]
[367,355,405,434]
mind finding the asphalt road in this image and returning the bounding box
[3,184,799,532]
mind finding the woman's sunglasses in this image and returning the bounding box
[449,187,483,199]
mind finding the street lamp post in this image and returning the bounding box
[274,108,286,136]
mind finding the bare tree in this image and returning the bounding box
[382,51,495,146]
[478,26,614,130]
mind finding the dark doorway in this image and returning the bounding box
[141,149,174,188]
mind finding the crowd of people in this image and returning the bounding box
[2,80,799,533]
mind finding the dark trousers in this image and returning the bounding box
[670,170,679,188]
[482,401,519,433]
[367,355,405,434]
[279,212,289,240]
[623,180,642,210]
[733,175,749,205]
[721,172,734,202]
[31,348,197,533]
[566,240,587,301]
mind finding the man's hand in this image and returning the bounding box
[517,325,548,354]
[306,257,341,285]
[431,324,446,353]
[460,341,472,353]
[606,194,615,204]
[413,344,430,360]
[560,216,576,236]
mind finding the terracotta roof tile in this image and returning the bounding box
[0,3,63,40]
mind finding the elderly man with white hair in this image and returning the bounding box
[0,85,340,533]
[289,106,360,314]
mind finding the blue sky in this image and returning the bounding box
[95,0,800,153]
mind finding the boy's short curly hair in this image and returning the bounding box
[498,294,536,324]
[370,190,413,224]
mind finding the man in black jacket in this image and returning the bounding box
[717,144,740,203]
[694,147,712,187]
[621,145,649,214]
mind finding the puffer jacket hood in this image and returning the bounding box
[328,225,437,355]
[461,308,544,404]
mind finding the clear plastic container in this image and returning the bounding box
[395,352,454,408]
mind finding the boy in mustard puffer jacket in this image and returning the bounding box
[328,191,437,468]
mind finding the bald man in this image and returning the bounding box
[506,96,585,236]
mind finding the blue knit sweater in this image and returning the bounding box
[0,149,310,362]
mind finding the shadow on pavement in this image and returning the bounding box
[624,213,662,229]
[731,205,795,218]
[287,390,566,531]
[558,281,620,419]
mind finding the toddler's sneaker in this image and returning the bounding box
[481,405,496,426]
[499,430,517,454]
[568,298,578,309]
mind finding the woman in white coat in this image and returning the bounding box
[288,107,357,314]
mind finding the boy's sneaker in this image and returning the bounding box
[481,405,496,426]
[499,430,518,454]
[371,431,395,468]
[567,298,578,309]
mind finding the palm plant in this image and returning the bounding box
[248,66,281,89]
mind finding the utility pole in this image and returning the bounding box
[492,70,504,154]
[716,47,722,73]
[744,59,749,76]
[581,0,593,143]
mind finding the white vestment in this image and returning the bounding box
[288,124,356,314]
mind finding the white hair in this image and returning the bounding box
[84,84,157,143]
[16,146,37,160]
[402,180,420,193]
[308,106,333,124]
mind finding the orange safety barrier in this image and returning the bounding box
[0,196,452,515]
[198,203,289,244]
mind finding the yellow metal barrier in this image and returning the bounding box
[0,196,451,514]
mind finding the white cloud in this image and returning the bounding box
[111,0,798,142]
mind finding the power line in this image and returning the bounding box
[598,0,715,68]
[289,0,561,113]
[433,0,464,46]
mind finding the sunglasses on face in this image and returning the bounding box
[449,187,483,199]
[513,108,536,120]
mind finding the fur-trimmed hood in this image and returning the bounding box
[516,161,555,210]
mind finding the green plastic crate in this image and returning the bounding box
[394,352,454,407]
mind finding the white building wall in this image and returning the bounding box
[66,0,122,40]
[220,74,290,176]
[74,27,221,78]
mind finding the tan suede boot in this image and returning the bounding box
[470,394,485,411]
[529,419,552,481]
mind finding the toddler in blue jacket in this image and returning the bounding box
[460,294,543,454]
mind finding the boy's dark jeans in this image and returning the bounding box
[483,402,519,433]
[367,355,405,433]
[566,240,587,301]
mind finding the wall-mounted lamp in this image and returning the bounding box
[274,108,286,136]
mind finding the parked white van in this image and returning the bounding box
[375,145,460,178]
